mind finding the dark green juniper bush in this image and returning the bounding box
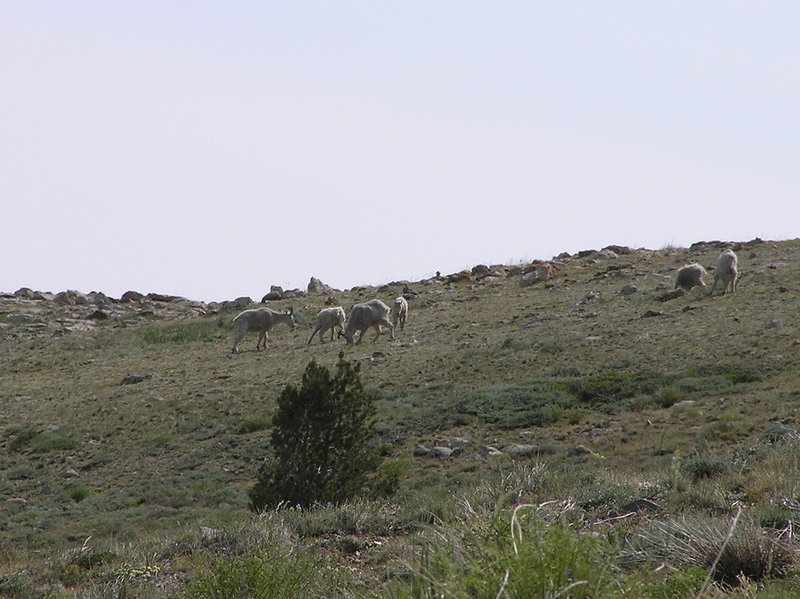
[249,352,380,511]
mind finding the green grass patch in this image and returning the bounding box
[7,426,80,454]
[137,318,224,344]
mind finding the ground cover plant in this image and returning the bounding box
[1,239,800,597]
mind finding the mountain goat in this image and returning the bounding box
[391,296,408,331]
[675,263,707,291]
[231,307,295,352]
[339,299,395,344]
[710,249,738,295]
[308,306,346,344]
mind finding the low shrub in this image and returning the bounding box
[622,513,796,585]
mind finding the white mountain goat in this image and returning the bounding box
[675,263,708,291]
[339,299,395,344]
[710,248,738,295]
[231,307,295,352]
[307,306,346,345]
[391,296,408,331]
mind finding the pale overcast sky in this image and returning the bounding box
[2,2,797,302]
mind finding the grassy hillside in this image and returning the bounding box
[1,239,799,598]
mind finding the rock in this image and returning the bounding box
[445,270,471,283]
[642,309,666,318]
[64,468,80,478]
[584,249,618,261]
[765,319,783,330]
[120,290,145,302]
[86,310,109,320]
[413,445,430,457]
[324,295,338,305]
[520,263,554,287]
[147,293,181,303]
[225,297,253,311]
[471,264,492,278]
[567,445,596,457]
[428,447,455,458]
[402,285,418,299]
[308,277,333,294]
[435,438,471,450]
[121,374,151,385]
[14,287,36,299]
[261,286,284,302]
[671,400,695,410]
[604,245,634,255]
[656,289,685,302]
[479,445,503,457]
[7,313,34,324]
[54,290,89,306]
[619,284,638,296]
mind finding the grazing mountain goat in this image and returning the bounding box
[391,296,408,331]
[675,263,707,291]
[308,306,346,345]
[710,249,738,295]
[340,299,395,344]
[231,307,295,352]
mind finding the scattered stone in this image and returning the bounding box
[445,270,471,283]
[54,290,89,306]
[619,284,638,296]
[307,277,333,294]
[479,445,503,457]
[642,309,666,318]
[522,314,559,328]
[671,400,695,410]
[567,445,596,457]
[428,446,455,458]
[121,374,151,385]
[520,263,554,287]
[656,289,685,302]
[64,469,80,478]
[471,264,492,278]
[765,319,783,330]
[370,351,387,364]
[324,295,338,305]
[7,313,34,324]
[402,285,419,299]
[120,290,145,302]
[261,286,284,302]
[435,438,471,450]
[147,293,180,303]
[14,287,36,299]
[603,245,634,255]
[225,297,253,311]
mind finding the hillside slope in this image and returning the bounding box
[1,238,799,553]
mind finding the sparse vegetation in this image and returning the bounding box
[1,239,800,597]
[249,353,381,511]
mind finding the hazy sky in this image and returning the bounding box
[3,2,798,302]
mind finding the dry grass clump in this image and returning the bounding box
[622,512,797,586]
